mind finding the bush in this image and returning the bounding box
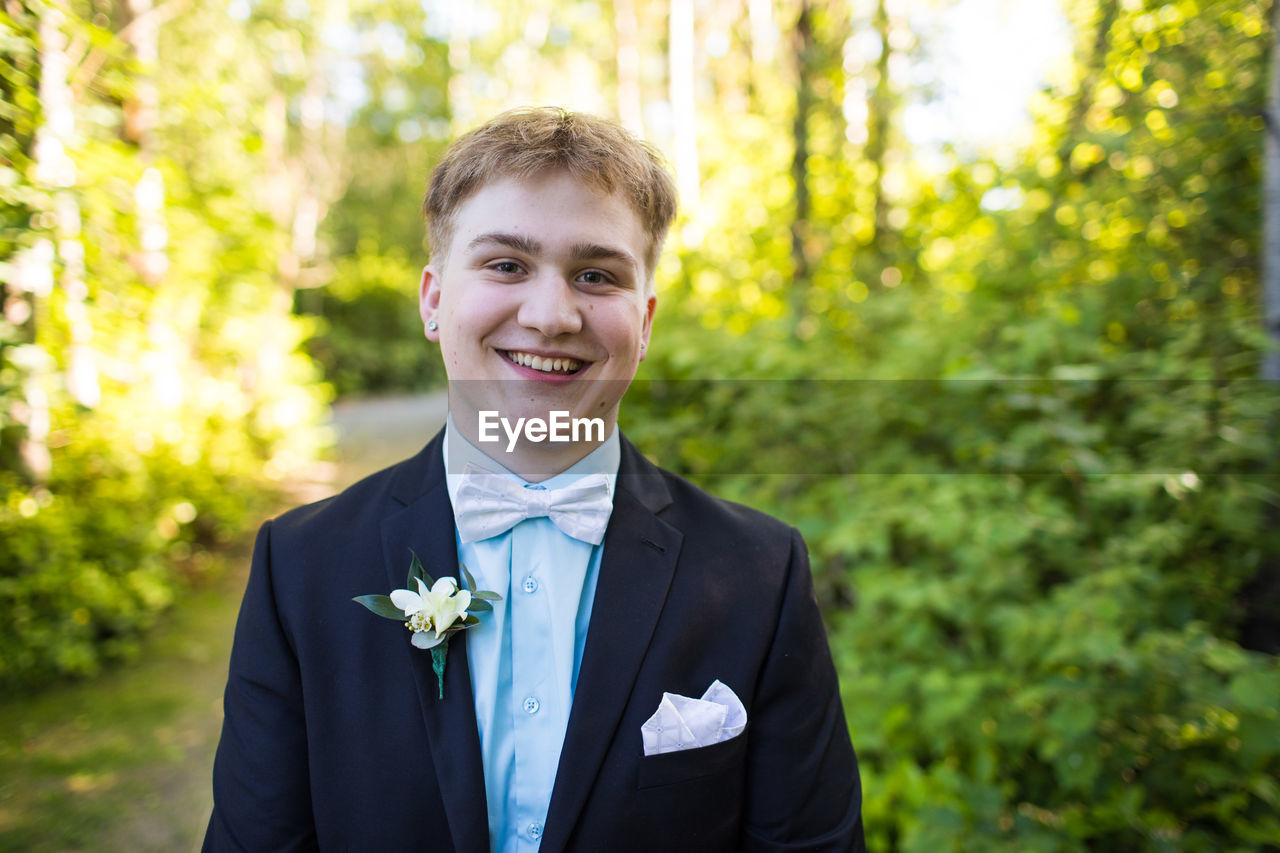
[626,310,1280,850]
[0,5,330,690]
[0,329,327,691]
[301,245,444,397]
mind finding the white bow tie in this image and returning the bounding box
[452,463,613,545]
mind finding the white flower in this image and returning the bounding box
[390,576,473,649]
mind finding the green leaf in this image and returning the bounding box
[460,561,477,591]
[353,594,407,621]
[407,549,433,589]
[467,598,493,613]
[472,590,502,601]
[1229,670,1280,713]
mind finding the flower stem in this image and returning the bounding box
[430,642,448,699]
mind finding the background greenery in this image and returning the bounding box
[3,0,1278,849]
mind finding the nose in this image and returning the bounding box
[516,272,583,338]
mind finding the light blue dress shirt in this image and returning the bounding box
[443,418,619,852]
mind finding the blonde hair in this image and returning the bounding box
[423,107,677,274]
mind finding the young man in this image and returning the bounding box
[204,108,863,852]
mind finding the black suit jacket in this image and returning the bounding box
[204,431,863,851]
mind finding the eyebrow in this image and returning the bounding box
[466,232,638,271]
[568,242,638,271]
[466,232,542,256]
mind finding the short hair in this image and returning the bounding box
[423,107,678,277]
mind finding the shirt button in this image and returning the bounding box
[523,696,540,715]
[527,821,543,840]
[522,575,539,593]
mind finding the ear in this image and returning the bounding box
[419,264,442,342]
[638,293,656,361]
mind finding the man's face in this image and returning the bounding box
[420,170,656,446]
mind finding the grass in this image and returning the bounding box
[0,545,247,853]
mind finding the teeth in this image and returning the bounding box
[506,351,581,373]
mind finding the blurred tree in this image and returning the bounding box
[5,0,1277,845]
[297,0,452,394]
[1267,0,1280,382]
[790,0,816,305]
[1,0,328,690]
[626,0,1280,847]
[864,0,894,258]
[613,0,644,135]
[323,0,451,259]
[669,0,700,211]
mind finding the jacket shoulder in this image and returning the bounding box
[617,436,797,555]
[642,465,800,575]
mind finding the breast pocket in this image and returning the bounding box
[636,724,749,790]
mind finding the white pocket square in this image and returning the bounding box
[641,679,747,756]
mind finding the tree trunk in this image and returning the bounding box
[292,60,328,288]
[668,0,700,212]
[747,0,776,102]
[614,0,645,136]
[1264,0,1280,382]
[119,0,169,289]
[119,0,158,153]
[19,4,83,478]
[1241,0,1280,655]
[790,0,815,313]
[864,0,892,259]
[1057,0,1119,166]
[447,8,473,131]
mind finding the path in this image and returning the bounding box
[0,392,449,853]
[327,390,450,490]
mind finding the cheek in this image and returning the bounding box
[604,305,650,346]
[443,290,510,339]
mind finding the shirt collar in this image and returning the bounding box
[443,414,620,508]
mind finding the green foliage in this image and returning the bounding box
[0,2,328,690]
[2,0,1276,846]
[302,244,443,397]
[352,594,406,621]
[0,421,268,685]
[324,0,451,259]
[298,0,450,396]
[627,0,1278,848]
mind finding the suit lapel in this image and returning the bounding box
[540,440,683,852]
[379,435,489,853]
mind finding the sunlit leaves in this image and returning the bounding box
[0,0,334,689]
[630,0,1278,847]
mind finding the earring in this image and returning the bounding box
[427,320,438,332]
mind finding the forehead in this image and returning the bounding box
[447,171,648,258]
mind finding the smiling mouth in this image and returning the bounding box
[503,350,585,375]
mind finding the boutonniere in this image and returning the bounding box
[354,551,502,698]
